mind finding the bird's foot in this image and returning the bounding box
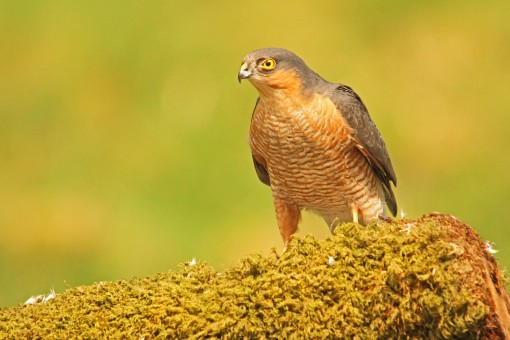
[350,203,360,224]
[378,214,393,223]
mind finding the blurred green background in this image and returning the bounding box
[1,1,509,307]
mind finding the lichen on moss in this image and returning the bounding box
[0,214,503,338]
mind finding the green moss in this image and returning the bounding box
[0,214,500,338]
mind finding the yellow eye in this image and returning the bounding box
[259,58,276,70]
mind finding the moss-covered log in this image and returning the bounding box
[1,213,509,338]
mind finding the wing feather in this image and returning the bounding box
[250,98,271,186]
[327,84,397,216]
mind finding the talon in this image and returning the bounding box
[378,214,392,222]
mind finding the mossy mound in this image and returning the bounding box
[0,214,508,338]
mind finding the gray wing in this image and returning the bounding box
[327,84,397,215]
[250,98,270,186]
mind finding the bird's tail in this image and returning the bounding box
[377,179,397,217]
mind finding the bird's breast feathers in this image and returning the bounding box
[249,93,353,160]
[249,92,378,213]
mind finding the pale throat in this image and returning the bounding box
[252,85,311,112]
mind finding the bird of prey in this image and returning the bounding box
[238,48,397,249]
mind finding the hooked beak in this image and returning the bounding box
[238,62,252,83]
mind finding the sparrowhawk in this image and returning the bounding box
[238,48,397,249]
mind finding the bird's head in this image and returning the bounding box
[238,48,317,96]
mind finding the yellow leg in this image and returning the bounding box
[274,197,301,252]
[350,203,360,224]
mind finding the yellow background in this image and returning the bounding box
[1,1,509,307]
